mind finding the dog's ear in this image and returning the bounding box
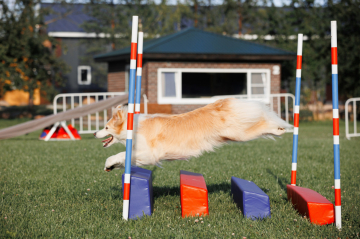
[113,109,125,125]
[113,109,121,119]
[112,105,122,116]
[112,104,127,115]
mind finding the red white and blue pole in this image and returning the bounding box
[291,34,303,186]
[123,16,138,220]
[135,31,143,114]
[331,20,341,229]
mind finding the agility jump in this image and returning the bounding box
[287,21,341,229]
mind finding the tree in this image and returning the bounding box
[250,0,360,100]
[0,0,69,108]
[80,0,192,86]
[328,0,360,99]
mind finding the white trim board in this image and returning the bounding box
[48,32,125,38]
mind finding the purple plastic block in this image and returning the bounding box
[231,176,271,220]
[122,167,153,219]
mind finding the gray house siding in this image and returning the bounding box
[57,38,108,93]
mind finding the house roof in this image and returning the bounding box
[94,28,295,62]
[42,3,92,33]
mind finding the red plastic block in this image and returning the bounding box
[287,185,335,225]
[39,124,81,140]
[180,170,209,218]
[57,124,81,139]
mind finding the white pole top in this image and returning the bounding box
[297,34,303,56]
[138,32,143,54]
[131,16,138,43]
[331,21,337,47]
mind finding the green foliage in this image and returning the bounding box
[79,0,360,101]
[0,105,53,119]
[251,0,360,99]
[0,120,359,237]
[328,0,360,98]
[0,0,69,105]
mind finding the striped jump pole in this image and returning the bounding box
[331,20,341,230]
[135,31,143,114]
[291,33,303,186]
[123,15,138,220]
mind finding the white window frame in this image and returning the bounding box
[157,68,271,104]
[77,66,91,85]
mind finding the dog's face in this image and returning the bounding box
[94,105,126,148]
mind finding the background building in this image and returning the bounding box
[43,3,108,94]
[95,28,295,113]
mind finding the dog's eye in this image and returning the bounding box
[106,127,108,130]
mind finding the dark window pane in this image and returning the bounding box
[182,72,247,98]
[81,69,88,82]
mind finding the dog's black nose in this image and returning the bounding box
[93,132,96,137]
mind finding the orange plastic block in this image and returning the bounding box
[180,170,209,218]
[287,185,335,225]
[56,125,81,140]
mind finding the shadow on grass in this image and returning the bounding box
[153,182,232,199]
[109,182,232,200]
[266,168,288,194]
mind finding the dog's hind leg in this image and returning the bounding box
[239,119,287,141]
[104,152,126,172]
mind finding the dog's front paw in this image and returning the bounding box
[104,165,115,172]
[104,155,124,172]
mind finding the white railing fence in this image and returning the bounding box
[345,97,360,140]
[143,94,149,115]
[53,93,294,134]
[53,92,127,134]
[212,93,295,126]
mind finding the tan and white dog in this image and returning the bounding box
[94,98,291,172]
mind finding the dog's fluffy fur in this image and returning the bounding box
[94,98,291,171]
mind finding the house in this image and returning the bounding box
[42,3,108,94]
[94,28,295,114]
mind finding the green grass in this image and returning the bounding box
[1,119,359,238]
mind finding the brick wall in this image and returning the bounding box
[108,72,125,92]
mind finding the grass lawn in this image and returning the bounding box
[0,119,359,238]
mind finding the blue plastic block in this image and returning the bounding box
[40,131,47,138]
[122,166,153,219]
[231,176,271,220]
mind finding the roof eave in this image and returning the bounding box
[94,53,296,63]
[94,54,128,62]
[144,53,296,61]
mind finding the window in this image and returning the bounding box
[78,66,91,85]
[157,68,271,104]
[251,73,267,96]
